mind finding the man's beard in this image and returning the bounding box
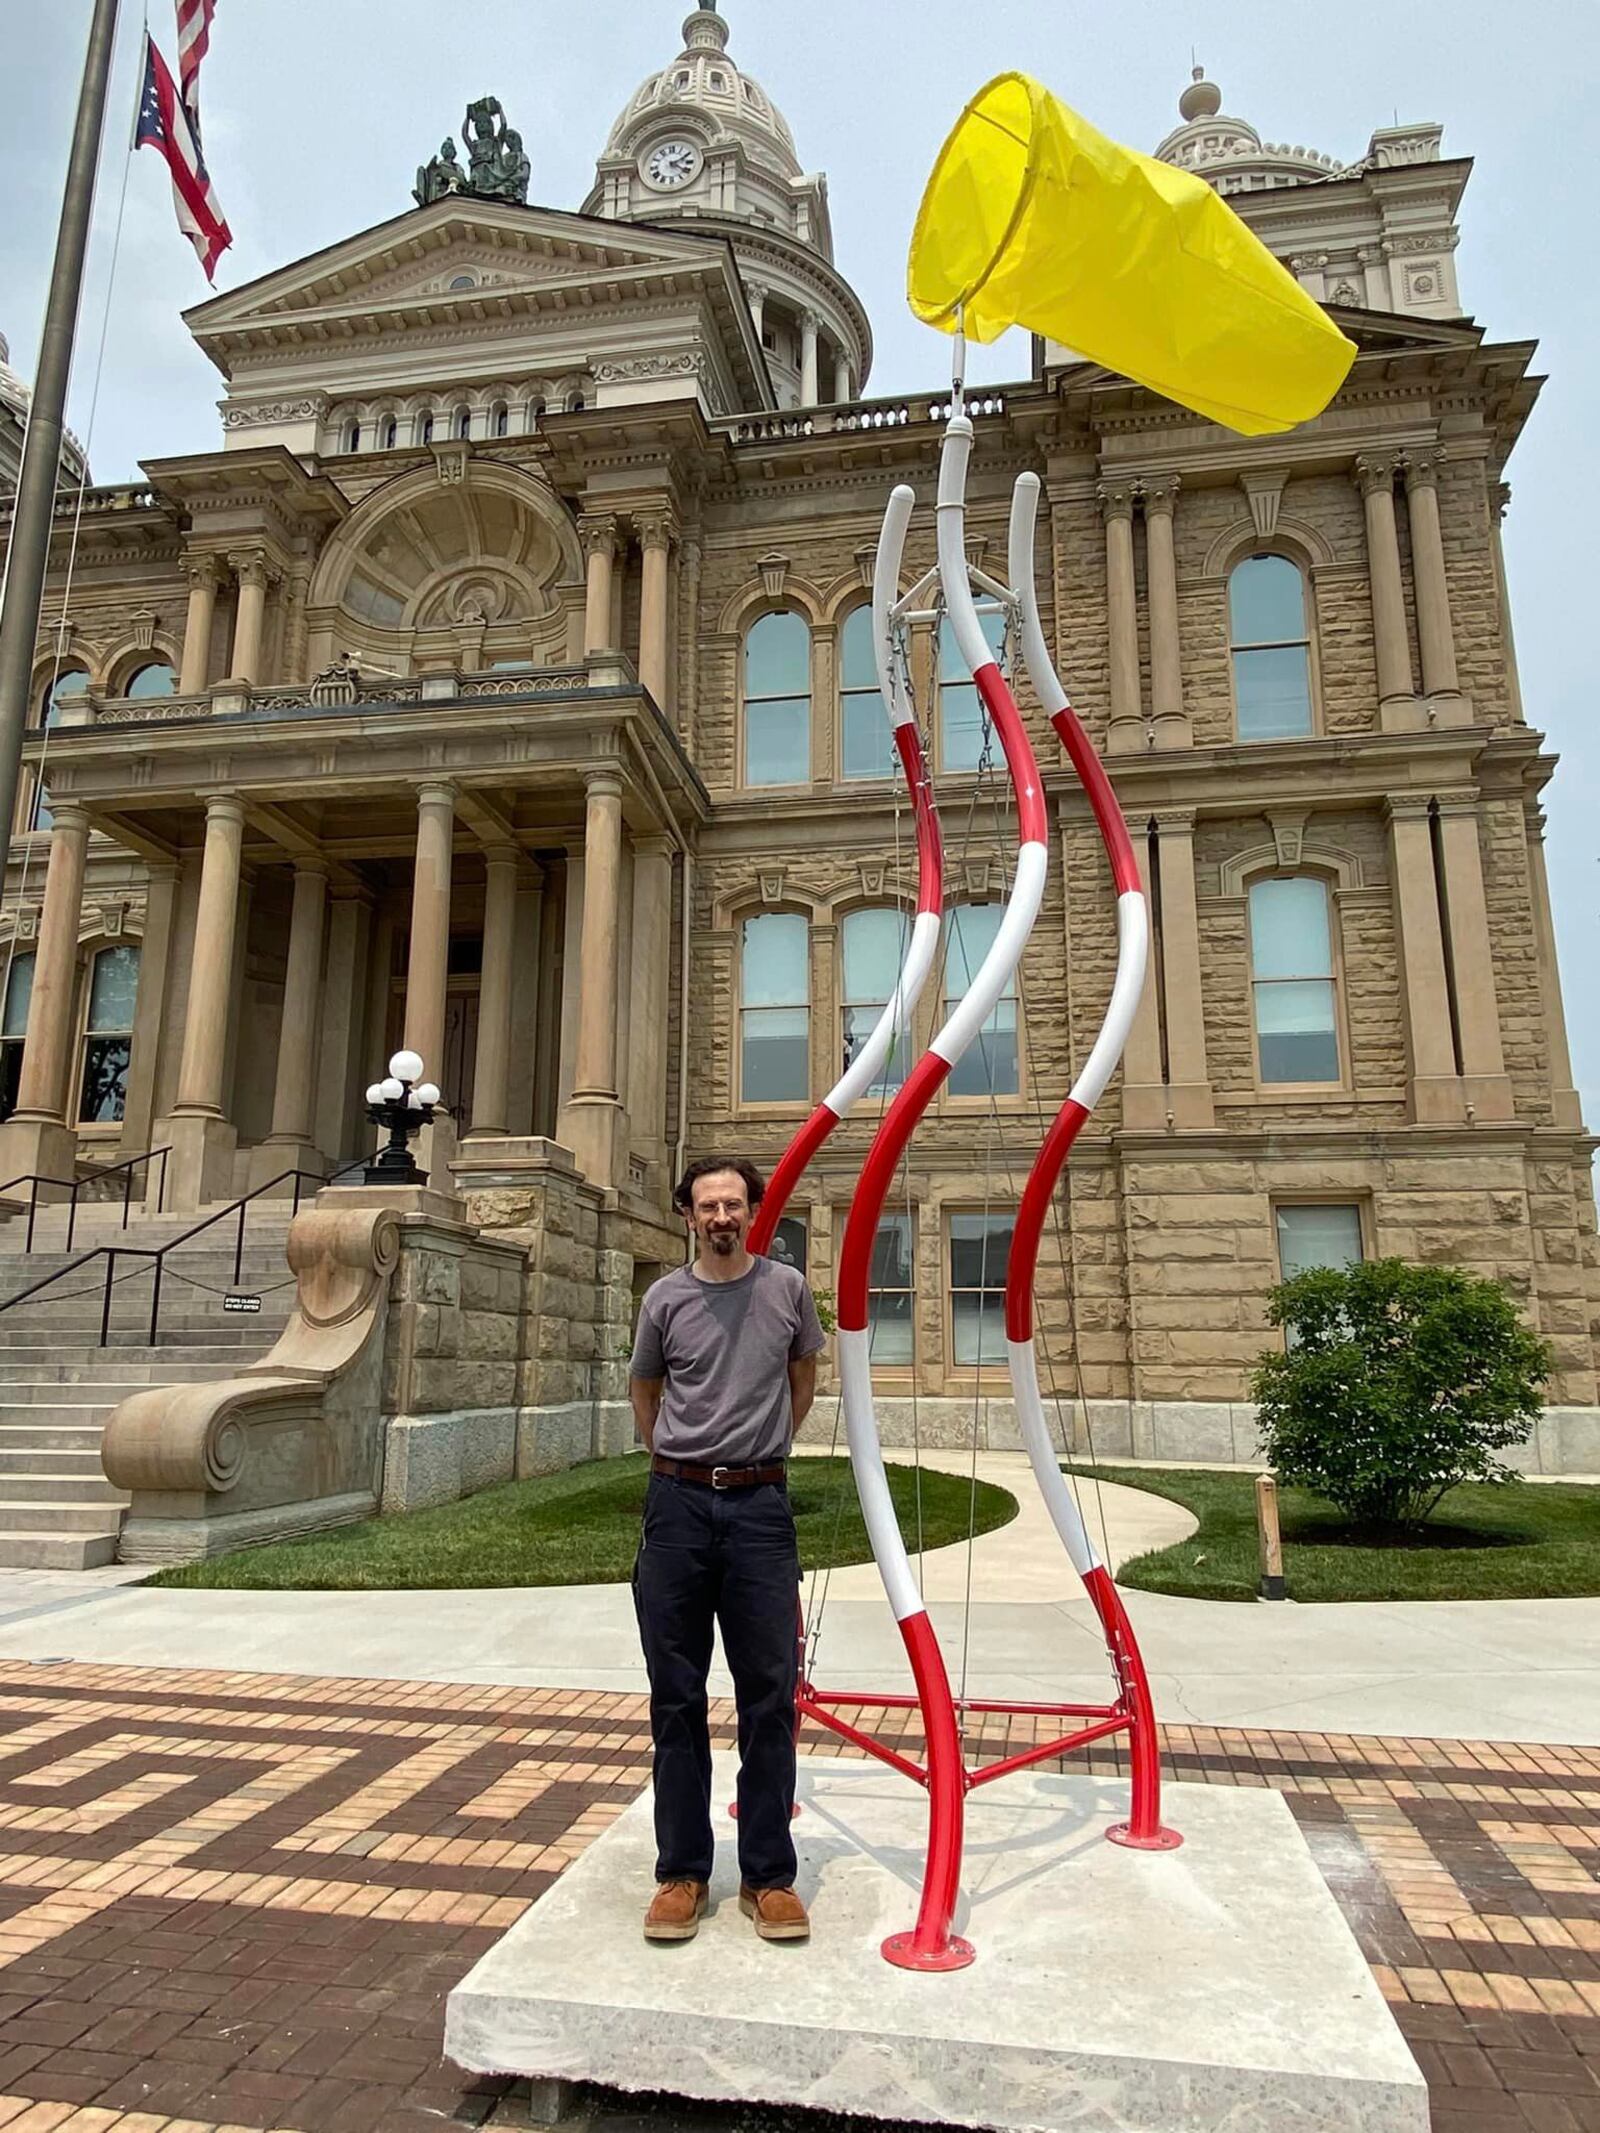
[708,1230,739,1255]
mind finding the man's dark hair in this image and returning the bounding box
[673,1155,767,1215]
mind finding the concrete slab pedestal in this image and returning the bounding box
[448,1754,1426,2133]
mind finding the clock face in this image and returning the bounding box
[645,140,699,189]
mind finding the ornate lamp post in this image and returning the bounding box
[363,1049,442,1185]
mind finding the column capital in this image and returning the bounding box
[635,506,679,554]
[1150,806,1197,834]
[1140,473,1181,516]
[799,307,821,333]
[1353,452,1403,499]
[577,511,621,560]
[227,550,281,591]
[1402,446,1446,492]
[1524,801,1548,842]
[583,768,625,803]
[183,553,224,593]
[746,279,769,303]
[634,830,676,861]
[1096,480,1138,522]
[416,779,457,808]
[1493,479,1512,522]
[201,792,246,828]
[481,838,521,870]
[1431,786,1481,816]
[291,853,332,881]
[1383,794,1433,825]
[43,800,89,838]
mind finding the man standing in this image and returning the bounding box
[629,1156,826,1944]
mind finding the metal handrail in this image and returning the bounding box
[0,1156,368,1347]
[0,1145,171,1252]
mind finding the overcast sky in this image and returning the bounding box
[7,0,1597,1139]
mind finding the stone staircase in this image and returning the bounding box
[0,1200,298,1568]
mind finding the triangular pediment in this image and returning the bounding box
[186,197,743,337]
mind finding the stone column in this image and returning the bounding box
[580,513,619,656]
[1433,792,1513,1120]
[1142,476,1189,748]
[120,862,178,1166]
[1525,806,1582,1128]
[179,558,220,695]
[253,859,330,1184]
[1152,810,1212,1127]
[1354,455,1415,724]
[1403,450,1464,720]
[637,509,676,710]
[468,842,519,1138]
[0,802,90,1180]
[404,782,456,1088]
[532,860,564,1139]
[1099,482,1144,755]
[1491,483,1525,722]
[626,834,675,1184]
[557,770,626,1186]
[161,794,247,1207]
[1117,816,1167,1130]
[800,310,820,407]
[747,282,766,340]
[1384,797,1462,1123]
[227,553,276,686]
[833,350,852,403]
[313,887,372,1163]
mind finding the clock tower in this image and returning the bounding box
[583,5,871,408]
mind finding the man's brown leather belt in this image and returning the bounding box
[651,1455,787,1491]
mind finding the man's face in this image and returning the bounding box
[687,1170,752,1258]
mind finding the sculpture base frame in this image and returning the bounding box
[447,1754,1427,2133]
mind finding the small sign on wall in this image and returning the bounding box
[223,1294,262,1314]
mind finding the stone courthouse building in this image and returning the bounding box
[1,8,1595,1495]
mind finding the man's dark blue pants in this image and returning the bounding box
[633,1472,799,1890]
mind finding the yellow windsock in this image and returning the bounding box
[908,73,1357,437]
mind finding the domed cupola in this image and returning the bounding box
[584,5,872,410]
[0,329,90,495]
[1155,67,1345,196]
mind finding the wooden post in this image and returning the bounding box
[1256,1473,1285,1600]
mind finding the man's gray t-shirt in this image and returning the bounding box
[630,1258,827,1465]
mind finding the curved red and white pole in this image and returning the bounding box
[838,413,1050,1969]
[749,486,944,1257]
[1004,469,1179,1852]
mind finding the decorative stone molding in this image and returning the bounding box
[758,866,786,905]
[1266,809,1311,868]
[1141,473,1180,516]
[1218,839,1364,895]
[635,507,679,554]
[1493,481,1512,522]
[1353,452,1403,498]
[1239,470,1287,540]
[220,397,327,431]
[578,511,621,561]
[227,551,281,591]
[757,552,791,600]
[853,541,877,589]
[592,353,703,385]
[1096,480,1138,521]
[432,440,472,487]
[103,1205,402,1562]
[857,860,887,897]
[963,859,994,898]
[131,611,160,653]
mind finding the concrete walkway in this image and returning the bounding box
[0,1452,1594,1745]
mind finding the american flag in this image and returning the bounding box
[136,33,232,282]
[175,0,215,124]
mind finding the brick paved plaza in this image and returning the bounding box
[0,1661,1590,2130]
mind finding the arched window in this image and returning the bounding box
[528,397,547,426]
[454,406,472,441]
[943,903,1018,1096]
[566,391,586,413]
[31,668,89,833]
[491,401,509,438]
[0,951,35,1122]
[839,606,894,780]
[78,943,140,1123]
[1229,554,1313,740]
[345,421,361,454]
[937,603,1007,772]
[742,611,811,786]
[841,906,910,1093]
[125,663,177,700]
[739,910,809,1103]
[419,410,435,446]
[381,416,398,450]
[1248,876,1340,1083]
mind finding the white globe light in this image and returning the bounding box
[380,1077,404,1101]
[389,1049,425,1082]
[406,1090,424,1111]
[365,1083,385,1106]
[416,1082,441,1106]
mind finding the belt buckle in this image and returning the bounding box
[711,1465,732,1491]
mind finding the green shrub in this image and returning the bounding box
[1250,1258,1548,1530]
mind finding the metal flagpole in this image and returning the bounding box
[0,0,123,852]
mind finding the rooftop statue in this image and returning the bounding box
[412,100,530,209]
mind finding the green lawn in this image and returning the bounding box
[145,1455,1018,1592]
[1071,1463,1600,1603]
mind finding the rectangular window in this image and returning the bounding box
[865,1211,914,1365]
[1275,1202,1365,1281]
[949,1212,1012,1367]
[78,945,139,1125]
[943,904,1019,1098]
[1249,876,1339,1084]
[839,607,896,780]
[842,906,910,1094]
[744,612,811,786]
[739,911,809,1103]
[1234,643,1314,741]
[937,605,1007,773]
[770,1215,808,1276]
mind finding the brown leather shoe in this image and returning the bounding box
[739,1883,810,1941]
[643,1879,708,1941]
